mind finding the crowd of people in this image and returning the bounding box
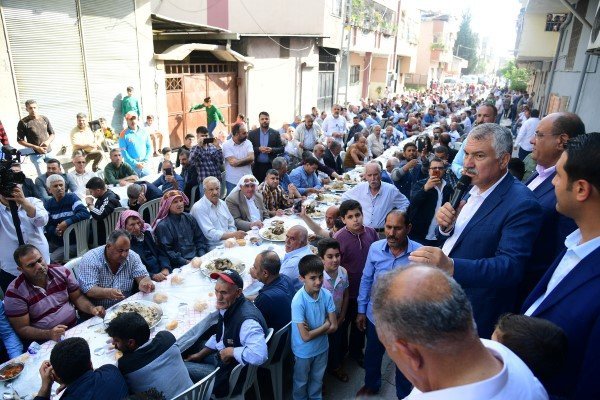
[0,81,598,400]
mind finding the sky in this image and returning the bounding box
[416,0,522,56]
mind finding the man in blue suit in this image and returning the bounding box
[517,112,583,306]
[409,123,543,338]
[522,132,600,399]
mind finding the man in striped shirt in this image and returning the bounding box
[4,244,104,344]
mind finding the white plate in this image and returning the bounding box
[201,257,246,278]
[259,226,287,241]
[104,300,163,329]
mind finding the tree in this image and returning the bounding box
[499,60,531,91]
[453,12,479,75]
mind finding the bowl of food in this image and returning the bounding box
[0,362,24,382]
[202,257,246,278]
[103,300,163,330]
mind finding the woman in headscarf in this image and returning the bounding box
[225,174,270,231]
[116,210,170,282]
[153,190,208,267]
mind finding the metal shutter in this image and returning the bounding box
[79,0,142,131]
[2,0,89,148]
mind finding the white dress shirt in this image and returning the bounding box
[342,182,409,229]
[68,170,97,199]
[425,182,446,241]
[245,196,262,222]
[515,117,540,152]
[442,173,508,255]
[405,339,548,400]
[321,115,347,143]
[525,229,600,316]
[190,196,236,250]
[527,165,556,191]
[367,133,384,158]
[222,138,253,185]
[205,309,268,366]
[0,198,50,275]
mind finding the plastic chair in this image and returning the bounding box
[63,257,81,279]
[92,207,127,247]
[220,171,227,199]
[217,328,274,400]
[138,198,161,224]
[62,219,90,262]
[258,322,291,400]
[171,367,219,400]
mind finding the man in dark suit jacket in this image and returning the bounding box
[248,111,284,182]
[521,132,600,399]
[517,112,583,307]
[408,158,454,246]
[323,140,343,175]
[409,123,543,338]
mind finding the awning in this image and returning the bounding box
[154,43,253,66]
[151,14,229,34]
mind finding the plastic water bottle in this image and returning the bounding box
[27,341,41,355]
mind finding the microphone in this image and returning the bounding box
[449,175,472,210]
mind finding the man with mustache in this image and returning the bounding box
[409,123,543,338]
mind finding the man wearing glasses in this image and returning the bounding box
[408,158,454,246]
[68,154,98,199]
[118,111,152,177]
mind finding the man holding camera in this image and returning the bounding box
[189,126,223,198]
[152,160,184,193]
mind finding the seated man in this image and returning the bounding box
[280,225,314,290]
[34,158,77,201]
[85,177,121,245]
[70,112,103,172]
[152,160,184,193]
[0,301,23,361]
[289,156,324,195]
[34,337,129,400]
[250,250,295,331]
[77,230,155,308]
[153,190,208,267]
[43,174,91,263]
[191,177,246,251]
[103,148,138,186]
[116,210,171,282]
[126,181,162,212]
[5,245,104,344]
[225,175,270,231]
[67,154,97,199]
[272,156,303,198]
[184,269,268,397]
[106,312,192,399]
[257,169,294,217]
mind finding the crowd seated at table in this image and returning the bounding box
[3,85,599,399]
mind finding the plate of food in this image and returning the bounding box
[315,193,341,204]
[342,173,362,185]
[104,300,163,329]
[305,202,326,218]
[201,257,246,277]
[0,362,24,382]
[259,221,287,241]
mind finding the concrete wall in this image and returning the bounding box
[518,14,560,59]
[415,20,433,77]
[0,11,21,145]
[347,52,364,104]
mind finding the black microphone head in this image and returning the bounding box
[456,174,472,190]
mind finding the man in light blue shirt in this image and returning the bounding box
[280,225,313,290]
[190,176,246,250]
[342,162,409,230]
[355,210,421,398]
[289,157,323,196]
[119,111,152,177]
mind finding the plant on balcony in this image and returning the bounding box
[430,42,446,51]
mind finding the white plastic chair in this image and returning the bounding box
[138,198,161,224]
[258,322,291,400]
[91,207,127,247]
[63,257,81,279]
[62,219,90,262]
[171,367,219,400]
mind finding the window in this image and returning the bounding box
[350,65,360,85]
[331,0,342,17]
[565,0,589,70]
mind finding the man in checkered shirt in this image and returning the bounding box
[77,230,154,308]
[189,126,224,197]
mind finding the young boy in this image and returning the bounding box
[176,134,196,168]
[318,238,350,382]
[332,199,378,365]
[157,146,172,173]
[291,255,337,400]
[492,313,568,385]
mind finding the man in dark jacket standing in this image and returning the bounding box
[248,111,284,182]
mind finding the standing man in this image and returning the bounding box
[222,123,254,194]
[515,109,541,160]
[70,113,102,172]
[342,162,409,231]
[189,126,224,198]
[521,132,600,399]
[321,104,347,145]
[121,86,141,119]
[356,210,421,398]
[409,123,543,338]
[295,114,323,152]
[16,100,55,177]
[249,112,284,182]
[189,97,225,136]
[144,115,163,157]
[118,111,152,177]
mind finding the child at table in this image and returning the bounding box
[318,238,349,382]
[291,255,337,400]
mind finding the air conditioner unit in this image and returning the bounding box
[587,1,600,53]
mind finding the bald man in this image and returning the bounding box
[280,225,313,290]
[298,205,339,239]
[372,265,547,399]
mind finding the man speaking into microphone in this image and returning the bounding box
[409,123,543,338]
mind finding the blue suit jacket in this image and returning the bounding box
[518,172,577,306]
[522,246,600,399]
[444,174,543,337]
